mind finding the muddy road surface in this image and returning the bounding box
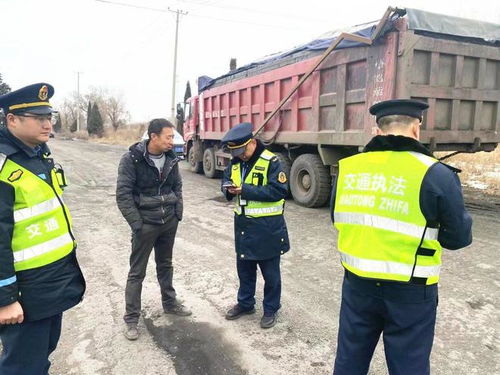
[44,139,499,375]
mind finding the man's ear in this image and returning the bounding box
[410,120,420,140]
[375,126,384,135]
[5,113,17,129]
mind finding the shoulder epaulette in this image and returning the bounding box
[439,161,462,174]
[260,149,274,161]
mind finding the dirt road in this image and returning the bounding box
[45,139,499,375]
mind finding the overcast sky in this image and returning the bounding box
[2,0,499,122]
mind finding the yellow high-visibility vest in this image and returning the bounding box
[0,154,75,272]
[334,151,442,285]
[230,149,284,217]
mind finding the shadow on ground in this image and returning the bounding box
[144,316,249,375]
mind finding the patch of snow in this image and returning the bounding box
[466,180,488,190]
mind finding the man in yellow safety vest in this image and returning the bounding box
[331,99,472,374]
[221,122,290,329]
[0,83,85,374]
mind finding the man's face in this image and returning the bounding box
[237,139,256,161]
[150,127,174,152]
[7,113,53,148]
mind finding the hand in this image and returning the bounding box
[131,222,143,234]
[227,185,242,195]
[0,301,24,325]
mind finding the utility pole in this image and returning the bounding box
[168,8,188,121]
[76,71,82,132]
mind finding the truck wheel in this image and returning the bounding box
[203,147,220,178]
[274,152,292,197]
[290,154,331,208]
[188,146,203,174]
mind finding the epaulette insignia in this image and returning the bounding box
[8,169,23,182]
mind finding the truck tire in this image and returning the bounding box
[203,147,220,178]
[188,146,203,174]
[290,154,331,208]
[274,152,292,197]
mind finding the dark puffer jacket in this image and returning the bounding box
[116,140,183,231]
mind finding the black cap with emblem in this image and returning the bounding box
[221,122,254,157]
[369,99,429,124]
[0,83,55,115]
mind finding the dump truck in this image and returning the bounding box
[182,7,500,207]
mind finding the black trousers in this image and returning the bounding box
[124,220,178,324]
[0,313,62,375]
[333,272,438,375]
[236,256,281,315]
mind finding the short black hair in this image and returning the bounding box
[377,115,417,131]
[148,118,174,139]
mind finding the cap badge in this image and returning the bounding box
[38,85,49,101]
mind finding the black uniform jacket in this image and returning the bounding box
[0,127,85,321]
[331,135,473,250]
[222,141,290,260]
[116,140,183,231]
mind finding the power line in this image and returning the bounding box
[187,11,298,30]
[96,0,188,120]
[95,0,300,30]
[95,0,170,12]
[175,0,331,24]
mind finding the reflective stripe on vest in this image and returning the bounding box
[14,197,62,222]
[334,212,439,241]
[0,156,75,272]
[231,149,284,218]
[339,252,441,278]
[13,233,74,263]
[334,151,442,285]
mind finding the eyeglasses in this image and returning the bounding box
[16,113,58,126]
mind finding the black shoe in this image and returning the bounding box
[260,312,277,329]
[225,304,256,320]
[164,303,192,316]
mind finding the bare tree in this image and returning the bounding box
[106,95,129,131]
[59,87,130,132]
[59,97,79,131]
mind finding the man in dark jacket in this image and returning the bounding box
[331,99,472,374]
[221,122,290,329]
[116,118,190,341]
[0,83,85,374]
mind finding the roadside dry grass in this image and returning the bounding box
[58,124,146,146]
[438,147,500,195]
[92,125,146,146]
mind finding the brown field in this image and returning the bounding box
[439,147,500,195]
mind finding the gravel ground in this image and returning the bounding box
[30,139,499,375]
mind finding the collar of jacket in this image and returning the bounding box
[128,139,178,165]
[230,139,266,167]
[0,127,50,158]
[363,135,435,158]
